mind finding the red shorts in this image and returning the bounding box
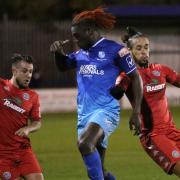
[0,148,42,180]
[140,128,180,174]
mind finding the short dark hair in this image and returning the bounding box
[11,53,33,66]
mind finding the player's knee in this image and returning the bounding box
[173,161,180,177]
[77,139,95,155]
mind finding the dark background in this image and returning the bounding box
[0,0,180,88]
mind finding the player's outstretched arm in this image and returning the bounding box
[50,40,69,55]
[15,121,41,137]
[170,72,180,88]
[162,65,180,88]
[128,70,143,136]
[50,40,70,72]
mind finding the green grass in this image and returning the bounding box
[30,107,180,180]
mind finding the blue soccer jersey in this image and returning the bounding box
[66,38,136,117]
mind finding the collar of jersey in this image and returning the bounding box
[92,37,105,48]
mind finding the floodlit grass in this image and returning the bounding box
[30,107,180,180]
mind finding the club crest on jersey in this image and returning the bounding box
[2,171,11,180]
[172,150,180,158]
[152,70,160,76]
[98,51,105,58]
[118,47,129,57]
[96,51,107,61]
[23,93,30,100]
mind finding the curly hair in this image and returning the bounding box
[72,8,116,29]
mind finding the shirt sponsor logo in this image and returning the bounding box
[3,99,25,113]
[118,47,129,57]
[126,56,135,68]
[79,65,104,76]
[146,83,165,92]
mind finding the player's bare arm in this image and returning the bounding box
[173,74,180,87]
[50,40,71,72]
[127,70,143,135]
[15,121,41,137]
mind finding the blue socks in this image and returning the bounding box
[82,151,116,180]
[83,150,104,180]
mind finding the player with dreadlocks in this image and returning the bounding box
[50,8,142,180]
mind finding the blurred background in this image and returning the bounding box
[0,1,180,179]
[1,0,179,111]
[0,0,180,88]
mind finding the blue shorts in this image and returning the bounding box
[77,109,120,148]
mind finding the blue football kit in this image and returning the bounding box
[66,37,136,148]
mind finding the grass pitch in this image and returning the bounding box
[31,107,180,180]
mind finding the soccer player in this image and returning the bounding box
[50,8,142,180]
[0,54,44,180]
[111,27,180,177]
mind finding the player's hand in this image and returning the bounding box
[50,40,69,55]
[129,112,141,136]
[15,127,30,137]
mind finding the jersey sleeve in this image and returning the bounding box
[66,52,77,69]
[30,93,41,121]
[116,47,136,74]
[115,72,135,106]
[116,72,131,91]
[162,65,180,85]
